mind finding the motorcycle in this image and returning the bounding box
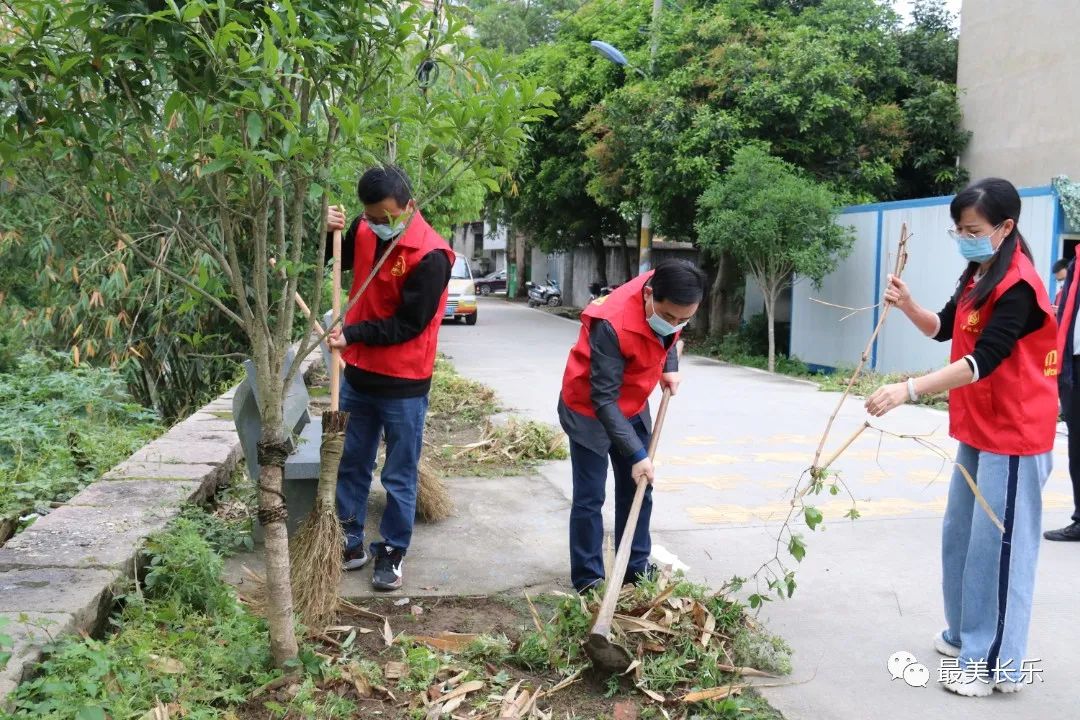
[588,281,621,302]
[526,278,562,307]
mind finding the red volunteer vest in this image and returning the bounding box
[561,272,677,419]
[949,250,1058,456]
[340,212,454,380]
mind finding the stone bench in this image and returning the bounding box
[233,348,324,542]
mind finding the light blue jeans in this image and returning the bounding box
[941,443,1050,682]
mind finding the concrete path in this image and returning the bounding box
[435,297,1080,720]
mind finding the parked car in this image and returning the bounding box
[475,269,507,296]
[444,256,478,325]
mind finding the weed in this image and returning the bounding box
[177,474,255,558]
[462,634,512,664]
[142,518,236,616]
[0,351,161,524]
[399,642,447,692]
[428,357,498,430]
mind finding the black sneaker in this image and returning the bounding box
[371,543,404,591]
[1044,521,1080,542]
[342,545,370,571]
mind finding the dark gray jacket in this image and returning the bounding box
[558,319,678,461]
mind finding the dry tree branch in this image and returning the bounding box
[812,223,910,469]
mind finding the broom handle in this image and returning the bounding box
[591,388,673,639]
[330,229,342,413]
[269,256,327,336]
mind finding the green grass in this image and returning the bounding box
[513,577,790,719]
[0,351,163,525]
[692,330,947,410]
[428,356,498,429]
[0,500,348,720]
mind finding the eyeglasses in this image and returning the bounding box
[946,222,1003,241]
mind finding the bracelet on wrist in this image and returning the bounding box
[906,377,919,403]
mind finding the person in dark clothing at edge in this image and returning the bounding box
[1048,253,1080,542]
[558,260,706,594]
[325,166,453,591]
[1052,257,1069,311]
[866,178,1057,697]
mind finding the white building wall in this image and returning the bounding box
[958,0,1080,186]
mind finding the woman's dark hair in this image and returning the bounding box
[357,165,413,207]
[650,259,707,306]
[949,177,1032,309]
[1054,258,1070,274]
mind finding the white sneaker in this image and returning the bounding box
[994,680,1025,694]
[934,630,961,658]
[943,678,994,697]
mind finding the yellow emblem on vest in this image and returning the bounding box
[391,256,407,277]
[966,310,980,327]
[1046,350,1060,377]
[591,295,609,306]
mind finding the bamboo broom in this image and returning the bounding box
[289,229,349,629]
[287,278,454,524]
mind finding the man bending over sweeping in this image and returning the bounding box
[558,259,706,593]
[326,165,454,591]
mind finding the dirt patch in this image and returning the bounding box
[234,596,630,720]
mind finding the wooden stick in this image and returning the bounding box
[330,229,342,412]
[269,258,327,335]
[817,421,869,473]
[812,224,909,469]
[590,389,672,640]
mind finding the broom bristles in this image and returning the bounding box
[417,457,453,522]
[289,497,345,629]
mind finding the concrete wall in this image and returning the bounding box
[529,244,700,308]
[957,1,1080,186]
[791,186,1060,373]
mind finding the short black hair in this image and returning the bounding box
[357,165,413,206]
[651,259,706,305]
[1054,258,1070,274]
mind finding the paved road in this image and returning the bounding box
[437,297,1080,720]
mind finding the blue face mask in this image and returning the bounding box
[647,297,688,337]
[957,235,996,263]
[370,221,405,241]
[952,223,1004,264]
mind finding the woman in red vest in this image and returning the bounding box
[559,260,706,593]
[866,178,1057,696]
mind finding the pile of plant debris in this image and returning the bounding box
[239,573,789,720]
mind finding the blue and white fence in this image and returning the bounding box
[789,186,1063,374]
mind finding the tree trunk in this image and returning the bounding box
[514,230,527,298]
[252,342,298,667]
[258,428,300,666]
[621,236,633,282]
[763,284,778,373]
[590,236,608,287]
[708,251,743,337]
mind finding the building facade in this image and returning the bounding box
[957,1,1080,187]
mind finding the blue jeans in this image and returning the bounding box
[942,443,1051,682]
[569,420,653,592]
[336,380,428,555]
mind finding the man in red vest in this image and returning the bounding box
[559,260,706,593]
[326,165,454,591]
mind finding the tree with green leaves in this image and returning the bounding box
[697,145,854,371]
[1,0,554,665]
[466,0,584,55]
